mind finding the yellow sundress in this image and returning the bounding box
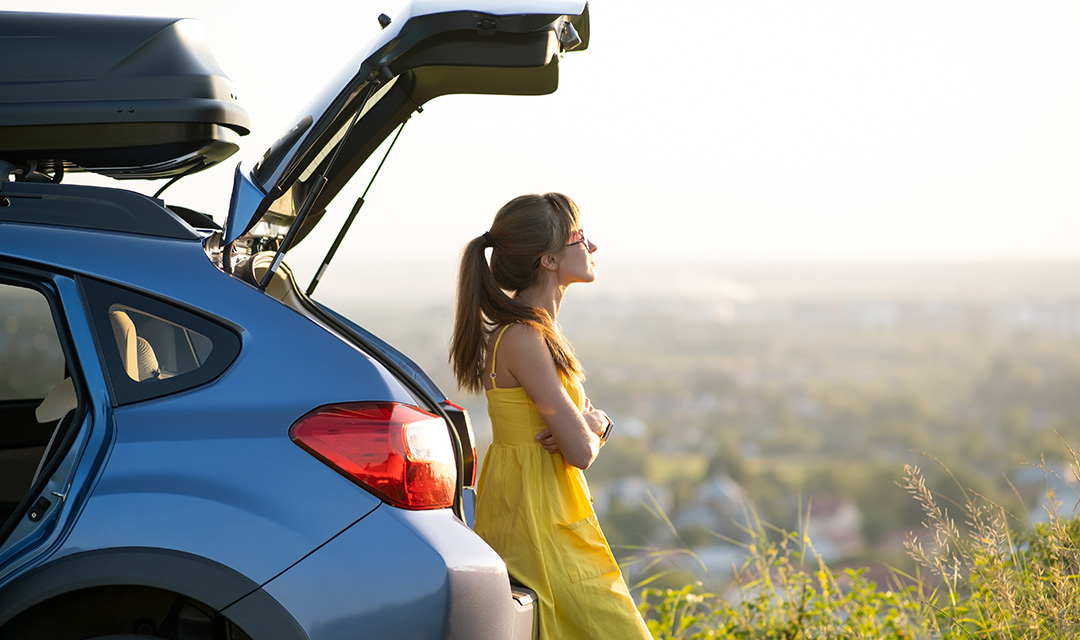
[473,325,651,639]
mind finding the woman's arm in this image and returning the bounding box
[537,398,609,454]
[501,324,600,469]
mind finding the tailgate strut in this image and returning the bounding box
[306,117,409,297]
[258,74,380,291]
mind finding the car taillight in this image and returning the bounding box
[290,402,457,510]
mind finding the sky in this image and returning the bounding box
[10,0,1080,279]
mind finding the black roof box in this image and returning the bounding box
[0,11,250,180]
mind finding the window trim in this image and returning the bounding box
[79,277,241,406]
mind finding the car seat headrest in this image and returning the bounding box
[36,377,76,423]
[136,336,163,381]
[109,309,140,381]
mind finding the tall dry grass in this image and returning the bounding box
[637,438,1080,639]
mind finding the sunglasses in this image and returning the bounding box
[532,228,592,268]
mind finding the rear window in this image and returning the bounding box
[82,278,240,405]
[106,304,215,382]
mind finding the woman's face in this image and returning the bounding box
[558,226,598,284]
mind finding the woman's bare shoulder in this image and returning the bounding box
[485,323,555,391]
[495,322,545,352]
[495,323,552,366]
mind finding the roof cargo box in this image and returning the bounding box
[0,11,250,180]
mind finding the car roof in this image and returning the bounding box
[0,182,202,240]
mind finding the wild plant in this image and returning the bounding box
[634,440,1080,639]
[637,504,929,639]
[902,441,1080,639]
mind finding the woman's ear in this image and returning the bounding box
[538,253,560,271]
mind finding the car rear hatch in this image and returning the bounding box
[223,0,589,263]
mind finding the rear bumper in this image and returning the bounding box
[224,505,525,640]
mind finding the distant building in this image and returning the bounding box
[804,495,865,561]
[673,474,748,540]
[592,476,672,519]
[1011,463,1080,524]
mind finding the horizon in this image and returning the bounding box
[307,256,1080,309]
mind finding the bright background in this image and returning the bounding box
[9,0,1080,274]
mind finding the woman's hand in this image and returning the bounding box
[536,398,608,453]
[581,397,610,438]
[536,428,560,453]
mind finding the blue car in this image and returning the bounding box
[0,2,589,639]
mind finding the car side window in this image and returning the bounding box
[0,284,65,401]
[107,304,215,383]
[82,278,240,405]
[0,281,72,533]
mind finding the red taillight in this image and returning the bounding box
[290,402,457,510]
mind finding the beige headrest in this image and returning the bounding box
[136,336,161,381]
[36,377,76,423]
[109,310,139,381]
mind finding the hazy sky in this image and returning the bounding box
[10,1,1080,274]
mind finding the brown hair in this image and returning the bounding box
[450,192,586,394]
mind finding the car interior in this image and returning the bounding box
[108,305,213,383]
[233,253,308,314]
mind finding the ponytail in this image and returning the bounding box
[450,233,513,394]
[449,193,586,394]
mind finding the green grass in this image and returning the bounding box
[636,439,1080,639]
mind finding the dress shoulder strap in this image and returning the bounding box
[488,324,513,390]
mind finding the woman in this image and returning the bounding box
[450,193,651,639]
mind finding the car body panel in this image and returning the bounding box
[0,547,270,627]
[317,302,446,406]
[0,222,416,408]
[241,507,515,640]
[60,404,382,586]
[0,219,420,588]
[388,508,516,639]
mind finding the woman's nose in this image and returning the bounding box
[587,239,598,253]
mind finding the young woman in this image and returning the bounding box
[450,193,651,639]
